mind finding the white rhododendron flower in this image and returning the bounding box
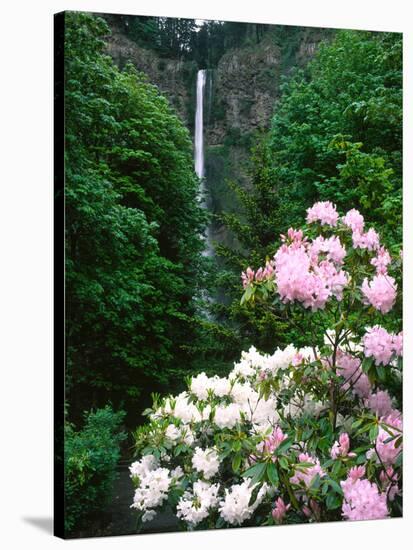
[214,403,242,429]
[131,466,171,511]
[176,481,220,526]
[190,372,211,400]
[219,480,270,525]
[129,454,158,479]
[192,447,220,479]
[165,424,180,442]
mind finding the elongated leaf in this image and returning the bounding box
[267,462,279,486]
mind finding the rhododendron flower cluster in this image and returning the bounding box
[131,203,402,531]
[361,274,397,314]
[274,238,348,311]
[306,201,339,226]
[192,447,220,479]
[341,477,388,521]
[130,456,173,520]
[342,208,365,233]
[352,227,380,251]
[363,326,403,365]
[177,481,220,526]
[290,453,325,488]
[336,351,371,399]
[369,412,403,466]
[241,261,275,289]
[371,246,392,275]
[256,426,287,457]
[366,390,393,417]
[219,480,271,526]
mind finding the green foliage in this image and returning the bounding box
[215,135,299,352]
[268,30,402,247]
[64,12,207,420]
[64,406,126,534]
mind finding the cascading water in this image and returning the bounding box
[195,69,206,179]
[194,69,213,258]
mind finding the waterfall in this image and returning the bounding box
[194,69,213,258]
[195,69,206,179]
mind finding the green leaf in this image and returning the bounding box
[377,366,386,381]
[275,437,292,456]
[369,424,379,442]
[326,493,342,510]
[351,418,364,430]
[332,460,342,477]
[327,478,343,495]
[278,456,289,470]
[242,462,266,483]
[266,462,279,486]
[232,453,242,473]
[362,357,374,374]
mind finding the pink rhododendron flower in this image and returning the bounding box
[272,497,290,523]
[291,352,304,366]
[241,267,255,289]
[241,261,275,288]
[274,240,348,311]
[352,227,380,251]
[361,274,397,314]
[347,466,366,482]
[342,208,364,233]
[336,351,371,399]
[257,426,287,458]
[363,326,400,366]
[330,433,355,459]
[290,453,325,488]
[341,477,388,521]
[306,201,339,226]
[274,244,328,310]
[314,260,348,300]
[281,228,305,244]
[371,412,403,466]
[371,246,391,275]
[366,390,393,417]
[310,235,346,265]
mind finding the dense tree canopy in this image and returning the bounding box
[65,12,207,422]
[268,30,402,247]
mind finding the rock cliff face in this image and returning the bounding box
[205,37,281,144]
[102,16,332,248]
[102,16,197,126]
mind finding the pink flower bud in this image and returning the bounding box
[302,505,312,518]
[339,433,350,454]
[348,465,365,481]
[255,267,264,281]
[331,432,353,459]
[272,497,290,523]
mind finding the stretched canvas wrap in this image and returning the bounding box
[54,10,403,539]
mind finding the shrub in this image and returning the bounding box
[129,203,402,530]
[64,406,127,534]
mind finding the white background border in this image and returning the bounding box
[0,1,411,548]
